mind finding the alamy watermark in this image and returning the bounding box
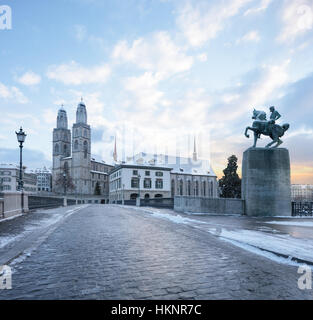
[297,266,312,290]
[0,5,12,30]
[0,265,12,289]
[297,4,313,31]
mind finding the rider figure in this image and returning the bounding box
[269,106,281,122]
[267,106,281,134]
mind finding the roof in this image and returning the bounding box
[0,163,19,170]
[91,155,114,167]
[110,163,172,175]
[130,153,217,177]
[90,170,108,175]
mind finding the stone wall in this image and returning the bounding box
[174,196,244,215]
[0,192,29,219]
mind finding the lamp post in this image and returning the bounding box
[63,172,67,206]
[15,127,26,213]
[137,173,141,206]
[122,183,125,205]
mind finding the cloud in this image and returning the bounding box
[277,0,313,43]
[176,0,253,48]
[46,61,111,85]
[197,53,208,62]
[17,71,41,86]
[0,147,51,170]
[244,0,273,16]
[236,30,261,44]
[0,82,28,103]
[112,31,193,79]
[73,24,87,41]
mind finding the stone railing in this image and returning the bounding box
[174,196,244,215]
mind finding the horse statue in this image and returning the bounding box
[245,108,289,148]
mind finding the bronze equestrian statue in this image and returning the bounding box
[245,106,289,148]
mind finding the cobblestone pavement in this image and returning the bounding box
[0,205,312,300]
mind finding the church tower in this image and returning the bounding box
[52,106,71,192]
[72,99,91,194]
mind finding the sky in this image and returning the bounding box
[0,0,313,183]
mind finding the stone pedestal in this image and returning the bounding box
[242,148,291,216]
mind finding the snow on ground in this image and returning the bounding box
[265,221,313,227]
[0,205,87,250]
[207,228,313,264]
[0,214,23,224]
[125,206,313,266]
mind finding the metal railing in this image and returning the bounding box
[292,201,313,216]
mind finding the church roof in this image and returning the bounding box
[129,152,217,177]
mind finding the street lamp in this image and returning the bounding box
[63,172,67,206]
[137,173,141,206]
[138,174,141,198]
[15,127,26,213]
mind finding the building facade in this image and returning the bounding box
[109,164,172,203]
[52,101,113,201]
[35,167,52,192]
[131,152,218,199]
[0,164,37,193]
[291,184,313,201]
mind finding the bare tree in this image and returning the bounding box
[54,167,75,194]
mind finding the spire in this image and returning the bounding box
[193,135,197,161]
[76,99,87,124]
[113,136,117,162]
[57,105,68,129]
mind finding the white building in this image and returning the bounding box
[131,151,218,198]
[291,185,313,201]
[35,167,52,192]
[0,164,37,193]
[109,163,172,203]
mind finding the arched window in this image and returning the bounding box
[54,144,59,154]
[64,162,69,172]
[202,181,206,196]
[74,140,78,150]
[64,144,67,154]
[187,180,191,196]
[171,179,175,197]
[210,181,213,197]
[83,141,88,159]
[195,181,199,196]
[179,180,183,196]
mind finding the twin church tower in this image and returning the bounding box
[52,100,111,196]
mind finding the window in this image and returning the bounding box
[144,178,151,189]
[83,141,88,159]
[195,181,199,196]
[202,181,206,196]
[156,179,163,189]
[131,178,139,188]
[179,180,183,195]
[145,171,150,176]
[54,144,59,153]
[171,179,175,197]
[156,171,163,177]
[74,140,78,150]
[187,180,191,196]
[133,170,138,176]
